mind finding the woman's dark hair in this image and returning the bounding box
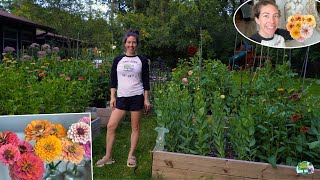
[122,29,140,45]
[252,0,280,19]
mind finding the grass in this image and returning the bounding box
[92,113,157,180]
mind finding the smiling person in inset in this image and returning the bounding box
[250,0,292,48]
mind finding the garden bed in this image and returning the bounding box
[152,151,320,179]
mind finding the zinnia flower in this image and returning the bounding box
[78,76,85,81]
[67,122,90,144]
[182,77,188,84]
[300,127,310,133]
[294,14,303,21]
[290,27,301,39]
[304,15,316,28]
[0,144,20,165]
[188,70,193,76]
[34,135,62,163]
[17,140,33,154]
[83,141,91,159]
[66,77,71,81]
[300,24,313,39]
[0,131,20,147]
[9,152,45,180]
[38,72,45,77]
[294,21,302,29]
[52,124,67,138]
[79,116,90,124]
[286,22,295,31]
[290,114,302,122]
[25,120,54,141]
[287,15,295,23]
[61,138,85,164]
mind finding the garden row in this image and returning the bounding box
[0,46,112,115]
[154,58,320,170]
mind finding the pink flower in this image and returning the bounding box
[17,140,33,154]
[188,70,193,76]
[0,131,20,147]
[182,77,188,84]
[300,24,313,39]
[65,77,71,81]
[9,152,44,180]
[67,122,90,144]
[79,116,90,124]
[296,37,305,42]
[0,144,20,165]
[83,141,91,159]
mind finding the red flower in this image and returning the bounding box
[0,131,20,147]
[290,114,302,122]
[300,127,310,133]
[78,76,85,81]
[187,46,197,56]
[288,93,300,101]
[38,72,45,77]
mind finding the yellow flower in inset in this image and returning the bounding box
[287,15,295,23]
[294,21,302,29]
[304,15,316,28]
[286,22,295,31]
[52,124,67,138]
[34,135,62,163]
[290,27,301,39]
[61,138,85,164]
[25,120,54,141]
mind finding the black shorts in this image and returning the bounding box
[116,94,144,111]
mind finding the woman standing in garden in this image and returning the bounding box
[95,29,150,168]
[250,0,292,47]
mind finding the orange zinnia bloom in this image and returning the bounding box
[290,27,301,39]
[52,124,67,138]
[61,138,85,164]
[25,120,54,141]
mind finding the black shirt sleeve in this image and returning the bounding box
[275,28,293,40]
[139,55,150,91]
[110,54,125,89]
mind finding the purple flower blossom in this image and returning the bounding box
[52,47,59,53]
[41,44,50,50]
[30,43,40,49]
[37,51,47,57]
[83,141,91,159]
[3,46,15,53]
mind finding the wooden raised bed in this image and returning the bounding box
[152,151,320,179]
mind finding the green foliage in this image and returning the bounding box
[155,59,320,168]
[0,55,100,115]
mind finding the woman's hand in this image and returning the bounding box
[110,97,116,111]
[144,98,150,115]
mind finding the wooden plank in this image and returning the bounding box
[152,151,320,180]
[152,165,255,180]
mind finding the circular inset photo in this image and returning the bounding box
[234,0,320,48]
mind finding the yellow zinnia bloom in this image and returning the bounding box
[294,21,302,29]
[304,15,316,28]
[25,120,54,141]
[52,124,67,138]
[287,15,295,23]
[290,27,301,39]
[34,135,62,163]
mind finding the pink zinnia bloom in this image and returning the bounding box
[9,152,44,180]
[17,140,33,154]
[182,77,188,84]
[300,24,313,39]
[83,141,91,159]
[67,122,90,144]
[0,131,20,147]
[78,76,85,81]
[0,144,20,165]
[79,116,90,124]
[188,70,193,76]
[65,77,71,81]
[296,37,305,42]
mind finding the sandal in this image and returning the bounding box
[95,156,115,167]
[127,156,137,168]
